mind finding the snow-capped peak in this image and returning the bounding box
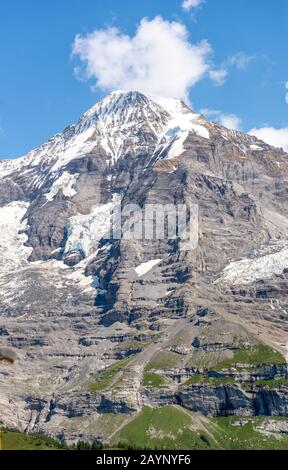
[83,90,155,119]
[73,90,171,163]
[0,90,210,185]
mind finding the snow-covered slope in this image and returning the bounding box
[220,245,288,285]
[45,172,79,201]
[134,259,162,277]
[64,200,115,258]
[0,90,271,202]
[0,91,209,182]
[152,96,209,160]
[0,202,32,273]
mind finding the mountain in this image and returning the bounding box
[0,90,288,447]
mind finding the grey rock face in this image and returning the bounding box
[177,385,288,417]
[163,364,288,384]
[139,374,288,417]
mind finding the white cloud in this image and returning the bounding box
[208,69,228,86]
[201,109,242,130]
[285,81,288,104]
[182,0,204,11]
[208,52,253,87]
[219,114,242,130]
[228,52,254,70]
[72,16,220,100]
[249,127,288,152]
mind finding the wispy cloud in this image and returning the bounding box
[72,16,226,100]
[285,81,288,104]
[208,69,228,86]
[209,52,254,87]
[228,52,254,70]
[249,127,288,152]
[182,0,205,12]
[201,108,242,130]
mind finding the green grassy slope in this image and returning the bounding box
[1,430,63,450]
[112,406,288,450]
[112,406,211,450]
[2,408,288,450]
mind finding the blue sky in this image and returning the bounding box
[0,0,287,158]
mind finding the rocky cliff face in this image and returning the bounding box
[0,90,287,443]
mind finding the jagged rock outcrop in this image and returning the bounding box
[177,385,288,417]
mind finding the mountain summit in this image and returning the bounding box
[0,91,287,444]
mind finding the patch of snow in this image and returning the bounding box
[0,202,32,273]
[64,200,115,257]
[45,172,79,201]
[0,124,95,187]
[269,299,287,316]
[65,266,95,292]
[135,259,162,277]
[50,126,97,173]
[220,248,288,285]
[152,97,209,160]
[0,258,98,308]
[0,158,26,180]
[250,144,262,151]
[50,247,62,255]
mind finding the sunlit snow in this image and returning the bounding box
[250,144,262,151]
[45,172,79,201]
[135,259,162,277]
[0,202,32,273]
[220,248,288,285]
[152,96,209,160]
[64,200,115,257]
